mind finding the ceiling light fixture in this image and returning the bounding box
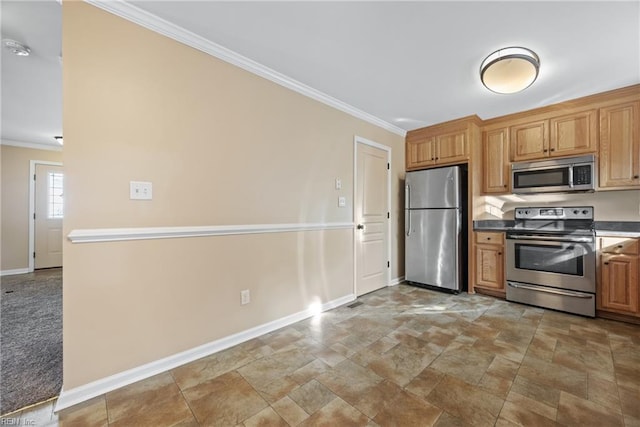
[480,47,540,94]
[54,136,63,145]
[2,39,31,57]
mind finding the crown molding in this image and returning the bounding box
[83,0,406,137]
[1,139,62,152]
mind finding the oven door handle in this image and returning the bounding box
[506,234,593,243]
[508,282,593,298]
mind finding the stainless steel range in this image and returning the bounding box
[506,206,596,317]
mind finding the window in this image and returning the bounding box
[48,172,64,219]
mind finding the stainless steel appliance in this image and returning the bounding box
[506,206,596,317]
[405,166,466,292]
[511,154,596,194]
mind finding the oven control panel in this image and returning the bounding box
[514,206,593,220]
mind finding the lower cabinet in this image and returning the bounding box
[474,231,505,297]
[598,236,640,318]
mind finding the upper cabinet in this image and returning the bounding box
[482,127,510,193]
[510,120,548,161]
[406,116,480,171]
[599,101,640,189]
[510,110,597,162]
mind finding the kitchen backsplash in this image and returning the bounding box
[477,190,640,221]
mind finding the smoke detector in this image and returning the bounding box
[3,39,31,56]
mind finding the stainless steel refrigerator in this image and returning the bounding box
[405,166,466,292]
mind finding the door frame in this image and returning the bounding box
[353,135,391,296]
[29,160,63,272]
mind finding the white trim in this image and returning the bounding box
[29,161,64,272]
[55,292,355,412]
[390,276,405,286]
[83,0,406,138]
[353,136,392,296]
[68,222,354,244]
[2,139,62,152]
[0,268,30,277]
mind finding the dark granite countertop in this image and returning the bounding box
[473,220,515,232]
[474,219,640,236]
[594,221,640,236]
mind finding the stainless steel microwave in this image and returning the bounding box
[511,154,596,194]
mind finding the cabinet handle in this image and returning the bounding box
[498,252,502,255]
[634,175,639,179]
[504,185,507,188]
[435,157,439,160]
[617,245,624,248]
[550,148,555,152]
[604,262,609,265]
[487,237,491,240]
[543,149,548,152]
[431,157,435,160]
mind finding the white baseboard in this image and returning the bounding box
[390,276,405,286]
[55,293,355,412]
[1,268,30,277]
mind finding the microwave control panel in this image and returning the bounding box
[573,165,592,185]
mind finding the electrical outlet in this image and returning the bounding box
[130,181,152,200]
[241,289,250,305]
[338,196,346,207]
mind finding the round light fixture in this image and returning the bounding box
[480,47,540,94]
[2,39,31,57]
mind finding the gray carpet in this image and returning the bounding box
[0,268,62,415]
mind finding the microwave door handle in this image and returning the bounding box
[568,166,574,188]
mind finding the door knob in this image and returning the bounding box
[357,224,365,230]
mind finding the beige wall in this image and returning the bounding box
[1,144,63,271]
[63,3,405,389]
[480,190,640,221]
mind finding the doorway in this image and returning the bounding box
[354,136,391,296]
[29,161,63,271]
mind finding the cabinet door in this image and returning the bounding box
[482,128,510,194]
[510,120,549,161]
[550,110,597,156]
[435,130,467,164]
[475,244,504,291]
[406,137,435,170]
[599,254,639,315]
[599,101,640,189]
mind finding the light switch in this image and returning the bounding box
[335,178,342,190]
[338,196,346,207]
[130,181,152,200]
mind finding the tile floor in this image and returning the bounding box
[3,284,639,426]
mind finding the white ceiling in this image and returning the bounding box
[2,1,639,147]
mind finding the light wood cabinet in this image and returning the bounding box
[510,120,548,161]
[435,130,468,165]
[405,116,480,171]
[510,110,597,162]
[474,232,505,296]
[598,236,639,317]
[406,135,436,169]
[406,130,467,170]
[482,127,510,194]
[599,101,640,189]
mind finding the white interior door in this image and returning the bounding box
[355,140,390,296]
[35,164,64,269]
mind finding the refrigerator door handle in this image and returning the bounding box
[405,185,411,236]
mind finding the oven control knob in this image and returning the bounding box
[582,209,589,215]
[573,209,579,215]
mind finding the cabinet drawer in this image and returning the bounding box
[600,237,639,255]
[475,232,503,245]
